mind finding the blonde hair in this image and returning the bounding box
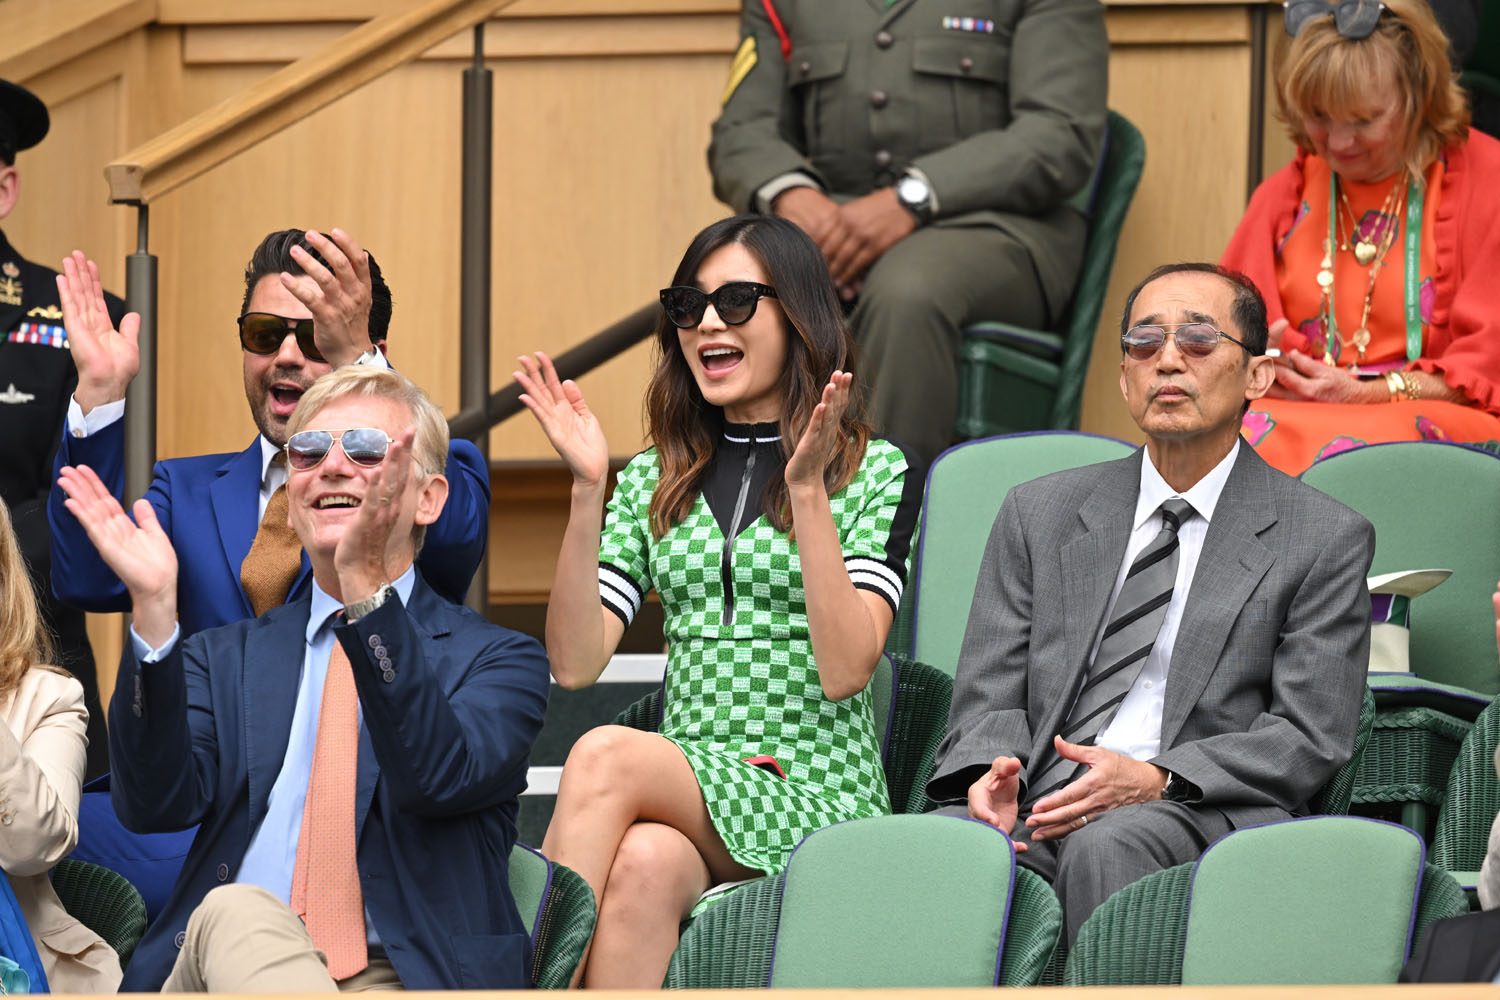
[0,500,60,696]
[1276,0,1470,182]
[285,366,450,551]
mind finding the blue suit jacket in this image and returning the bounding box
[109,578,550,990]
[47,420,490,635]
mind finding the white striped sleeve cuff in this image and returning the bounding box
[599,564,645,627]
[846,556,904,614]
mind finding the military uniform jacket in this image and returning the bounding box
[708,0,1109,317]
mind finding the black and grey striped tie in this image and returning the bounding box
[1024,497,1195,809]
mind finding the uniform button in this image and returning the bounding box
[1,815,11,826]
[873,149,893,168]
[378,656,392,670]
[373,645,387,660]
[799,60,811,75]
[368,635,382,649]
[174,931,186,949]
[959,56,974,73]
[875,30,893,48]
[381,669,396,684]
[216,864,229,881]
[1144,680,1154,689]
[870,90,889,109]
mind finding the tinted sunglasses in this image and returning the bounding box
[284,428,391,471]
[660,282,778,329]
[1122,322,1253,361]
[238,312,325,362]
[1284,0,1388,39]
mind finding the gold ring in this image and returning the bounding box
[379,495,390,505]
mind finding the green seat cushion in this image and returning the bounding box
[1182,816,1423,985]
[770,815,1015,987]
[508,843,550,939]
[1367,673,1491,720]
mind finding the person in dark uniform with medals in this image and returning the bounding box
[0,78,126,779]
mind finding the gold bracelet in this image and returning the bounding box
[1400,371,1421,401]
[1384,371,1405,402]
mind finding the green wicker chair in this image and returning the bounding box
[508,844,597,989]
[664,815,1061,987]
[1430,693,1500,899]
[51,858,147,969]
[1065,818,1469,985]
[1309,685,1378,816]
[1301,442,1500,835]
[953,109,1146,438]
[886,431,1135,671]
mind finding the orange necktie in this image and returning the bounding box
[241,458,303,617]
[289,629,367,980]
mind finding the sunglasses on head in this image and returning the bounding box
[1284,0,1388,39]
[284,427,391,471]
[1122,322,1254,361]
[239,312,325,363]
[660,282,778,329]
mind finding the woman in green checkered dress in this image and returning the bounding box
[515,216,919,988]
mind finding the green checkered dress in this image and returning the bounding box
[598,435,917,874]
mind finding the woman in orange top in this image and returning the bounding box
[1222,0,1500,474]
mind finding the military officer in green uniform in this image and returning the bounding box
[0,79,125,779]
[709,0,1108,470]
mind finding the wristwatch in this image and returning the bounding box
[344,581,394,622]
[1161,770,1194,803]
[895,172,935,224]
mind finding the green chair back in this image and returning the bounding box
[1431,694,1500,876]
[508,845,597,989]
[902,432,1134,676]
[1182,816,1423,985]
[50,858,147,969]
[954,108,1146,437]
[1300,442,1500,693]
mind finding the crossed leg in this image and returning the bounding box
[540,725,760,988]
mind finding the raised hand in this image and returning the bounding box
[58,251,140,413]
[333,427,416,602]
[57,463,177,647]
[515,352,609,488]
[785,370,853,490]
[282,228,373,368]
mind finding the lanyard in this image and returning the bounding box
[1324,171,1425,365]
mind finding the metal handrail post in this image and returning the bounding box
[124,204,158,509]
[460,22,493,617]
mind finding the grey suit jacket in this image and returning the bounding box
[928,445,1374,829]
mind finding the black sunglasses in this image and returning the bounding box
[238,312,325,363]
[1284,0,1388,39]
[660,282,778,329]
[1122,322,1254,361]
[284,427,391,471]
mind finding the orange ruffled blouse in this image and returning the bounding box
[1222,130,1500,473]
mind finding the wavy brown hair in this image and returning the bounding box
[645,215,870,537]
[1277,0,1470,183]
[0,500,60,696]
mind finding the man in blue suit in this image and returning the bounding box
[47,229,489,638]
[59,365,549,990]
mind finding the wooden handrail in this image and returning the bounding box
[103,0,519,204]
[0,0,156,83]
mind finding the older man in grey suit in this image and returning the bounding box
[928,262,1374,943]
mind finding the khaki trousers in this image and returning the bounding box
[163,884,402,993]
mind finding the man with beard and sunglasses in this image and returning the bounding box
[927,263,1374,943]
[58,365,548,991]
[45,229,489,640]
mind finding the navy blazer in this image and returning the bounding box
[47,422,490,635]
[108,578,550,990]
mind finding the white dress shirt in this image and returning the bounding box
[1093,441,1241,762]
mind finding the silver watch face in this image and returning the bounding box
[897,175,930,207]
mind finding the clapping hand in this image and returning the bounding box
[56,464,177,648]
[282,228,374,368]
[333,427,418,601]
[515,352,609,489]
[58,252,139,413]
[785,371,853,490]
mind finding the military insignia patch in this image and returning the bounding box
[25,305,63,320]
[721,35,758,106]
[1,263,17,279]
[8,323,68,349]
[0,267,19,307]
[0,384,37,405]
[941,15,996,32]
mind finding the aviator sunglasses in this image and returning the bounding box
[284,427,392,471]
[1283,0,1388,39]
[238,312,326,363]
[660,282,778,329]
[1122,322,1254,361]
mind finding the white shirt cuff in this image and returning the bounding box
[755,172,823,214]
[353,348,391,370]
[130,624,181,662]
[66,395,125,437]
